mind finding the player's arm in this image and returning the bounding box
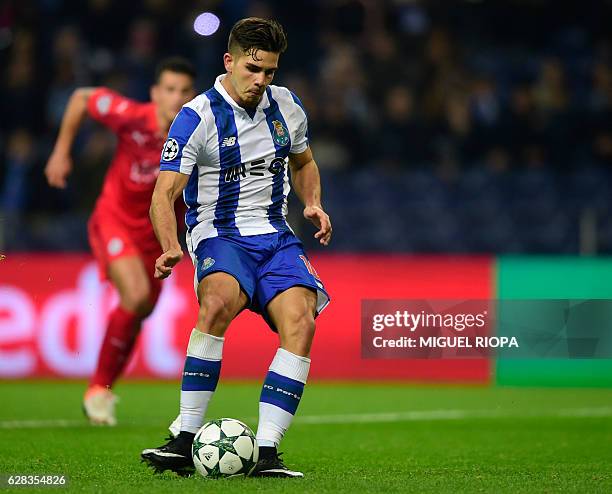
[150,171,189,279]
[152,104,203,277]
[45,88,96,188]
[289,147,332,246]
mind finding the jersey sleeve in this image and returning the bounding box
[87,87,137,132]
[289,91,309,154]
[159,106,204,175]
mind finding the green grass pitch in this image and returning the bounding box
[1,381,611,493]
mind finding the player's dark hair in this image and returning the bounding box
[228,17,287,59]
[154,57,197,83]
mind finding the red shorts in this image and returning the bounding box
[88,210,162,285]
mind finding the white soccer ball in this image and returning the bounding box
[192,418,259,478]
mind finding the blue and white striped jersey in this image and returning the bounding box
[159,74,309,250]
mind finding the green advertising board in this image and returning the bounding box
[496,257,612,386]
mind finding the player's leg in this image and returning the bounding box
[251,286,317,478]
[85,212,162,425]
[249,232,329,477]
[91,255,158,387]
[86,255,159,425]
[141,271,249,475]
[178,272,248,435]
[171,236,258,439]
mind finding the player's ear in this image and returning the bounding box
[223,52,234,74]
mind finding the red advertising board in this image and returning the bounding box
[0,254,493,382]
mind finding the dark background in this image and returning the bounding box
[1,0,612,253]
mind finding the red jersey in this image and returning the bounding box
[87,88,165,245]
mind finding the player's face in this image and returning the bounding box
[151,71,196,122]
[224,49,279,107]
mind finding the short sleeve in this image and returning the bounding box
[160,106,204,175]
[87,88,136,132]
[289,91,309,155]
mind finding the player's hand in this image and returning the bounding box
[154,249,184,279]
[45,151,73,189]
[304,205,332,246]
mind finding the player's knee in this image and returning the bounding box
[198,294,235,332]
[121,286,153,317]
[281,310,316,353]
[134,299,155,318]
[297,313,316,343]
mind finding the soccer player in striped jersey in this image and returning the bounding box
[141,18,331,478]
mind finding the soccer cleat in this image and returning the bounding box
[141,432,195,477]
[249,447,304,478]
[83,385,118,426]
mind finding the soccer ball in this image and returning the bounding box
[192,418,259,478]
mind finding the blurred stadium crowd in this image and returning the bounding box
[1,0,612,253]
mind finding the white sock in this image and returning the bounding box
[179,329,224,434]
[256,348,310,447]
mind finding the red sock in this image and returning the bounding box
[90,306,141,389]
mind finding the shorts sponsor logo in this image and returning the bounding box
[162,138,179,161]
[107,238,123,256]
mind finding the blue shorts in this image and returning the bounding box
[191,231,330,331]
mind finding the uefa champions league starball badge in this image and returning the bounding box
[162,138,179,161]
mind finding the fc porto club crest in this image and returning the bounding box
[271,120,289,147]
[196,257,216,280]
[201,257,215,270]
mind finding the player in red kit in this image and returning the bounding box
[45,58,196,425]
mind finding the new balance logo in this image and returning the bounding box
[221,136,236,147]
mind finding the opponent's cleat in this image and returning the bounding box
[83,385,118,426]
[249,447,304,478]
[141,432,195,476]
